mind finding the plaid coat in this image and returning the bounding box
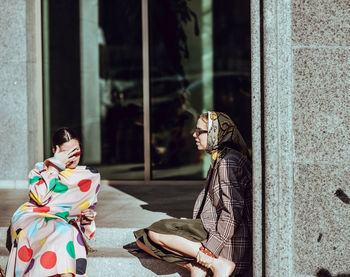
[193,149,252,274]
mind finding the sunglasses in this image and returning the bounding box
[194,128,208,137]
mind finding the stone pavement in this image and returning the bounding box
[0,183,203,276]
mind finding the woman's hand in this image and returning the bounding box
[54,145,79,166]
[80,209,97,225]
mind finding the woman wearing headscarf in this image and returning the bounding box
[134,112,252,277]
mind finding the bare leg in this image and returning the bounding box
[148,231,235,277]
[148,230,202,258]
[136,235,208,277]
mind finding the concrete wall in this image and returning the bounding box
[0,0,42,188]
[292,0,350,275]
[252,0,350,276]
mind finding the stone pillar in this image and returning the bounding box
[252,0,350,276]
[292,0,350,275]
[0,0,43,188]
[80,0,101,164]
[263,0,295,274]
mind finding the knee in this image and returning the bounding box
[148,230,162,245]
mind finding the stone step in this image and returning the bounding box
[0,245,189,277]
[0,227,143,249]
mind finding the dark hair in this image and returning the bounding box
[52,127,80,149]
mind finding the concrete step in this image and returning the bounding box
[0,245,190,277]
[0,185,198,276]
[1,226,145,249]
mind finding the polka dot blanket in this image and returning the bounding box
[6,157,100,276]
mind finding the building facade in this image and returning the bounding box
[0,0,349,276]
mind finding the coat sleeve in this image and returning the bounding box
[28,157,66,206]
[79,171,100,240]
[201,159,245,257]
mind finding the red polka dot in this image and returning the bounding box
[37,179,45,185]
[89,231,95,240]
[40,251,57,269]
[33,206,50,213]
[78,179,91,192]
[18,246,33,262]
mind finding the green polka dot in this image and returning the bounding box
[55,211,69,222]
[66,241,75,258]
[44,216,56,223]
[30,176,41,185]
[52,182,68,193]
[49,178,58,190]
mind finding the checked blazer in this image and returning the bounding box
[193,149,252,274]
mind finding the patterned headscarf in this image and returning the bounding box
[205,111,250,166]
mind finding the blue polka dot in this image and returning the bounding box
[28,221,40,238]
[15,268,21,277]
[12,211,25,223]
[35,162,44,169]
[55,221,72,233]
[13,206,22,216]
[56,203,73,211]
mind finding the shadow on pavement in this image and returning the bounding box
[124,242,190,277]
[110,184,203,218]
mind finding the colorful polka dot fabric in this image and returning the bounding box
[6,157,100,276]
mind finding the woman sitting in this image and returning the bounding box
[6,128,100,277]
[134,111,252,277]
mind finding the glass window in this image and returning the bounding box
[43,0,144,179]
[43,0,250,181]
[149,0,251,180]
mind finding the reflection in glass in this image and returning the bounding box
[149,0,251,180]
[43,0,144,179]
[43,0,250,181]
[98,0,144,179]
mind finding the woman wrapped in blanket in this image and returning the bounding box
[134,112,252,277]
[6,128,100,277]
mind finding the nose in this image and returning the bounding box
[193,132,197,138]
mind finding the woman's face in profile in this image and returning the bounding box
[193,118,208,151]
[57,139,81,169]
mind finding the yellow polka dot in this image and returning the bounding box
[17,230,24,238]
[78,200,90,210]
[60,168,75,178]
[39,236,48,249]
[37,212,53,218]
[20,205,30,211]
[13,229,16,239]
[63,267,75,274]
[29,191,42,205]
